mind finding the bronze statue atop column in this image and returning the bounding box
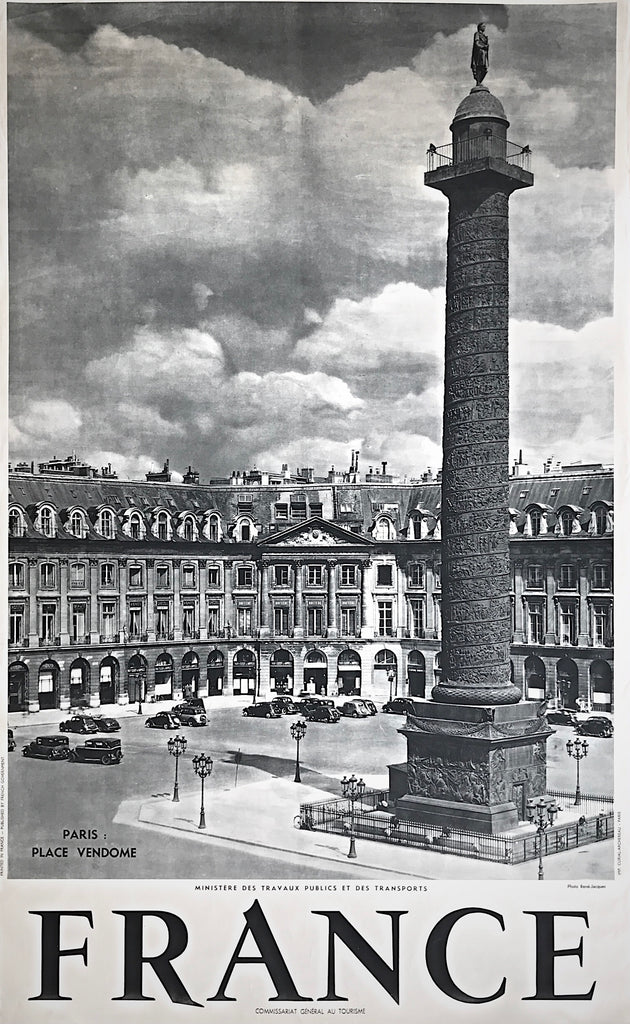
[471,23,489,85]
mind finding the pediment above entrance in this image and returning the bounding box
[260,517,373,548]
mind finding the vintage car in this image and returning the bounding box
[242,701,281,719]
[354,698,377,716]
[271,696,299,715]
[145,712,181,730]
[546,709,578,727]
[59,715,99,734]
[22,735,70,760]
[340,700,370,718]
[8,729,15,752]
[305,705,341,724]
[381,698,417,715]
[171,704,207,727]
[174,697,206,713]
[90,715,121,732]
[68,737,123,765]
[575,716,614,738]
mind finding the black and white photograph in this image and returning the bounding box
[2,1,628,1020]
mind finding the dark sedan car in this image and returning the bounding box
[546,709,578,727]
[59,715,99,734]
[69,737,124,765]
[145,712,181,730]
[90,715,121,732]
[340,700,370,718]
[172,705,207,726]
[242,701,281,718]
[22,735,70,760]
[382,698,417,715]
[306,706,341,724]
[271,697,299,715]
[576,716,614,738]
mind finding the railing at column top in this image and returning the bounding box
[427,138,531,173]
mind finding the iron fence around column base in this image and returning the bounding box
[297,789,614,865]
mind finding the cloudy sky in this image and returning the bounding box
[8,2,616,482]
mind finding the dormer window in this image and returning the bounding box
[528,509,542,536]
[128,511,145,540]
[155,510,171,541]
[9,508,25,537]
[205,513,221,542]
[69,510,86,537]
[559,509,575,536]
[39,506,55,537]
[99,509,116,539]
[241,522,251,542]
[374,516,395,540]
[593,505,610,536]
[181,515,198,542]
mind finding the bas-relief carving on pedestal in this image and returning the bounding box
[408,754,489,805]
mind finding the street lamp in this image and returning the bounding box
[566,738,589,806]
[387,669,395,703]
[167,734,187,802]
[526,796,558,880]
[192,753,213,829]
[290,720,307,783]
[341,774,366,859]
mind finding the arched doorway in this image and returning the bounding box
[207,650,224,696]
[337,649,361,696]
[590,659,612,712]
[408,651,426,698]
[233,649,256,696]
[127,654,147,704]
[556,657,579,710]
[8,662,28,712]
[38,660,59,710]
[270,650,294,694]
[69,658,90,707]
[99,656,118,705]
[524,655,546,701]
[375,649,397,701]
[182,651,199,698]
[154,654,173,701]
[303,650,328,695]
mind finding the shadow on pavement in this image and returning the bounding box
[223,750,342,795]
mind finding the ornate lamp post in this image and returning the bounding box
[167,734,187,802]
[526,797,558,880]
[341,774,366,859]
[290,720,307,783]
[192,753,213,829]
[566,738,589,806]
[387,669,395,703]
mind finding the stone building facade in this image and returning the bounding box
[7,463,613,714]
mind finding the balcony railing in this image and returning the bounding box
[39,636,61,647]
[70,634,91,645]
[427,138,531,173]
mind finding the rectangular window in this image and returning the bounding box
[41,603,57,642]
[9,605,24,645]
[40,563,55,588]
[101,602,116,640]
[433,596,442,638]
[528,601,544,644]
[340,564,356,587]
[377,565,393,587]
[377,600,393,637]
[307,606,324,636]
[71,604,87,642]
[274,606,290,635]
[527,564,544,589]
[155,603,170,638]
[559,602,577,645]
[290,502,307,520]
[559,564,576,589]
[156,565,170,589]
[207,604,221,636]
[128,604,143,639]
[70,562,86,588]
[409,598,424,638]
[237,606,253,636]
[237,566,253,588]
[129,565,143,588]
[340,606,357,637]
[434,564,442,590]
[274,564,290,586]
[309,502,323,518]
[593,604,612,646]
[182,564,196,589]
[307,564,323,586]
[9,563,24,589]
[182,604,196,637]
[408,563,425,588]
[207,564,221,587]
[592,564,611,590]
[275,503,288,520]
[100,563,115,588]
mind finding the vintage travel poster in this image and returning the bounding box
[1,1,629,1021]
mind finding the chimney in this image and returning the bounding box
[382,461,387,475]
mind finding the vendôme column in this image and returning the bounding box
[392,48,552,835]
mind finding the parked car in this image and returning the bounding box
[59,715,99,734]
[176,697,206,712]
[145,712,181,730]
[22,735,70,760]
[68,737,124,765]
[8,729,15,752]
[172,705,207,727]
[382,698,417,715]
[359,699,378,716]
[242,702,281,719]
[546,709,578,727]
[90,715,121,732]
[576,716,614,738]
[271,697,299,715]
[296,695,334,707]
[306,706,341,724]
[340,700,370,718]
